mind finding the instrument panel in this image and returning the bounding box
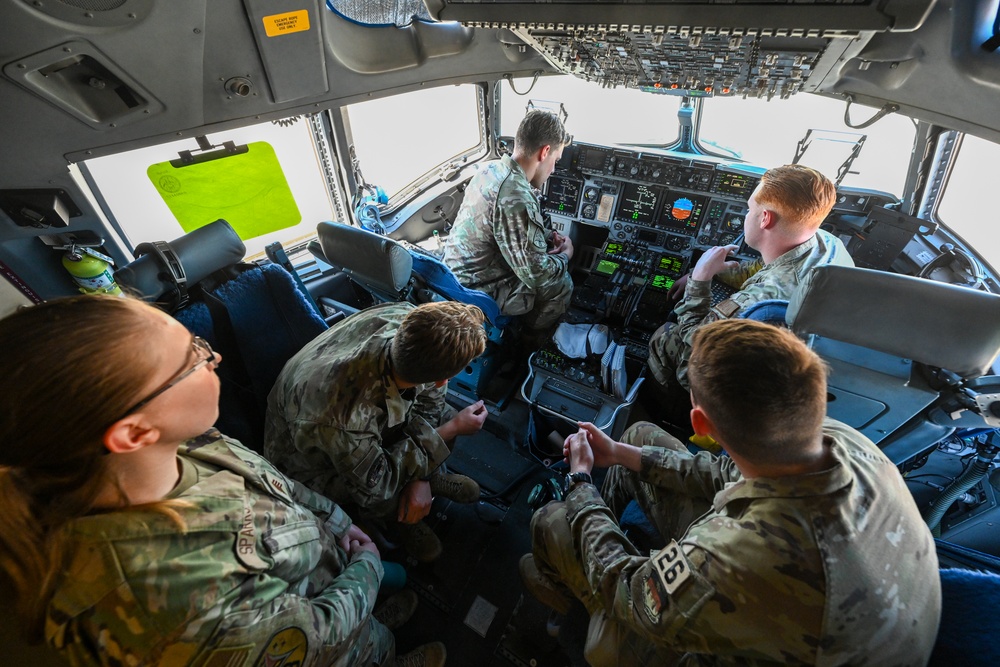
[528,140,900,434]
[543,141,762,255]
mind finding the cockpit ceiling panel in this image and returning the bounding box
[513,29,857,99]
[425,0,939,33]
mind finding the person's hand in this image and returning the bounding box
[572,421,618,469]
[449,400,488,436]
[339,523,372,553]
[548,232,574,260]
[346,537,380,560]
[563,429,595,475]
[666,273,689,308]
[690,245,740,282]
[397,479,433,524]
[343,522,379,560]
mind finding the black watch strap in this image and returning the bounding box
[564,472,593,494]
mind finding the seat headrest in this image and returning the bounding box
[788,264,1000,378]
[115,219,246,302]
[316,221,412,294]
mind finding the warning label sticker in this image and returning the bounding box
[262,10,310,37]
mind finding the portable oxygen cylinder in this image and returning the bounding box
[61,245,123,296]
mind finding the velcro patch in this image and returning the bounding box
[643,575,665,623]
[366,457,387,488]
[652,540,692,596]
[712,298,742,318]
[255,627,308,667]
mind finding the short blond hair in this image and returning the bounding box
[756,164,836,232]
[688,319,827,463]
[391,302,486,384]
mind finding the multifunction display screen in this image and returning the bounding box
[658,255,684,276]
[649,273,676,291]
[542,176,582,215]
[657,192,704,231]
[713,171,759,198]
[615,182,659,224]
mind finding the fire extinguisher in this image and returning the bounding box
[61,245,123,296]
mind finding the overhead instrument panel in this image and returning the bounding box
[426,1,937,99]
[425,1,939,33]
[542,176,583,216]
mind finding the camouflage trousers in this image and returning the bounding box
[646,321,681,390]
[530,501,680,667]
[602,421,714,544]
[363,618,396,666]
[529,421,713,666]
[495,271,573,331]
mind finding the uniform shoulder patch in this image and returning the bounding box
[652,540,693,596]
[366,456,387,488]
[255,627,308,667]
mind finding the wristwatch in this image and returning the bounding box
[563,471,593,494]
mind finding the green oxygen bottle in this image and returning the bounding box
[62,246,123,296]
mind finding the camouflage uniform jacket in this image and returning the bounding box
[564,418,941,665]
[264,302,451,517]
[46,430,384,667]
[442,155,569,315]
[649,229,853,389]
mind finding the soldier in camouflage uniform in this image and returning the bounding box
[648,164,854,392]
[265,301,489,562]
[443,110,574,331]
[0,295,443,667]
[50,430,399,666]
[523,319,941,666]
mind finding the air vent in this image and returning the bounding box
[21,0,151,27]
[4,40,162,129]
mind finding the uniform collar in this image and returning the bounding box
[767,231,820,268]
[381,341,413,427]
[712,434,853,512]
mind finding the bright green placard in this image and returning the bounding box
[147,141,301,239]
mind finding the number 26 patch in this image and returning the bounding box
[652,540,692,595]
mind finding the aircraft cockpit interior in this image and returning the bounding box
[4,0,1000,665]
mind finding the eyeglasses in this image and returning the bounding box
[118,336,217,419]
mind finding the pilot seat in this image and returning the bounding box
[313,220,511,401]
[114,219,329,453]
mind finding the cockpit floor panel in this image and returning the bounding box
[388,416,577,665]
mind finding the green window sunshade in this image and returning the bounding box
[147,141,301,239]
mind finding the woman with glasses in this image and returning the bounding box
[0,294,444,666]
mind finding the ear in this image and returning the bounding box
[537,144,552,163]
[103,416,161,455]
[759,208,777,230]
[433,379,448,389]
[689,405,715,438]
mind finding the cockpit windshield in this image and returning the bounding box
[500,74,916,198]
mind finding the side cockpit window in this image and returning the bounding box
[936,134,1000,274]
[344,84,485,202]
[80,118,339,258]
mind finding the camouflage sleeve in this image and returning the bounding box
[663,277,716,385]
[411,380,447,427]
[639,446,742,499]
[717,258,762,289]
[302,414,450,509]
[493,197,568,290]
[564,484,713,647]
[287,477,353,536]
[192,551,385,662]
